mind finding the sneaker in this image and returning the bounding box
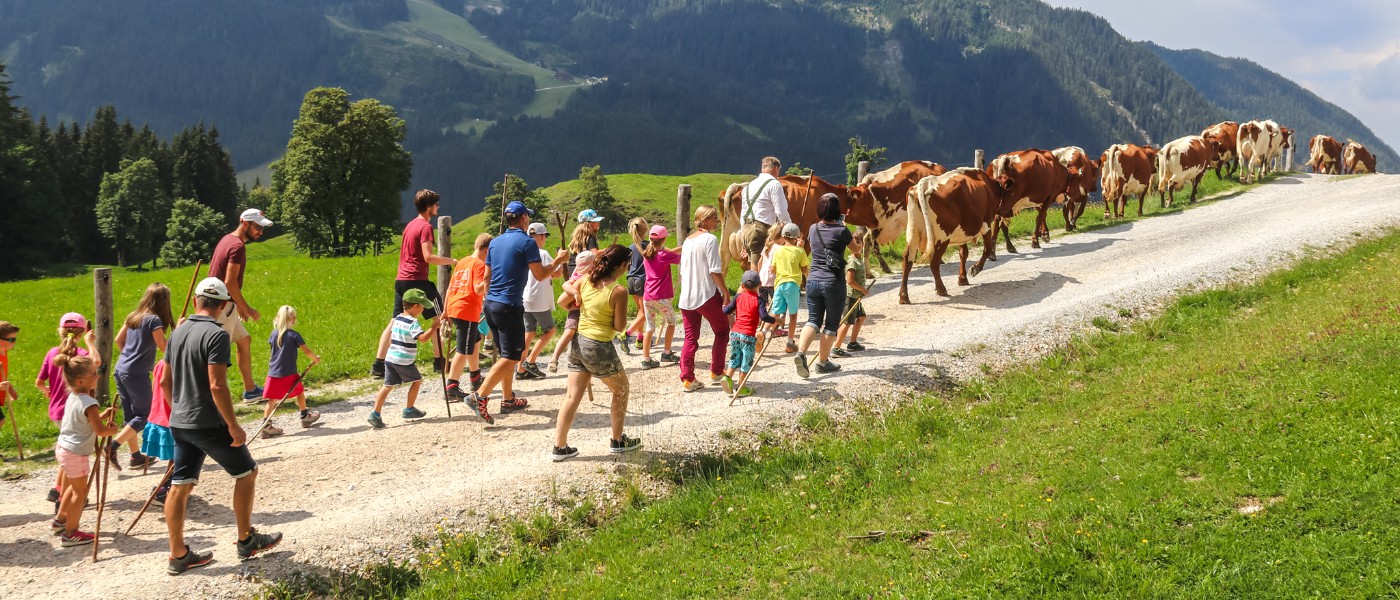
[516,368,540,381]
[260,424,284,439]
[129,452,155,469]
[433,356,446,373]
[167,545,213,575]
[46,487,60,504]
[402,407,427,419]
[640,358,660,369]
[548,360,560,373]
[300,410,321,428]
[734,385,755,397]
[370,360,385,380]
[61,530,95,547]
[525,362,546,378]
[609,434,642,453]
[846,341,866,352]
[660,352,680,362]
[105,440,123,471]
[50,518,66,535]
[682,379,705,393]
[795,354,810,379]
[815,360,842,374]
[236,527,282,559]
[708,372,724,384]
[242,386,265,401]
[470,393,495,425]
[367,412,386,429]
[500,395,529,413]
[152,486,168,509]
[551,445,579,462]
[721,375,735,395]
[774,328,789,338]
[633,336,643,350]
[785,342,798,354]
[831,348,851,358]
[446,382,468,400]
[613,335,632,356]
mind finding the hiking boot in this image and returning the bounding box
[242,386,265,401]
[300,410,321,428]
[370,360,385,379]
[402,407,427,419]
[469,376,483,392]
[367,412,386,429]
[682,379,705,393]
[660,352,680,362]
[794,354,810,379]
[831,348,851,358]
[446,382,468,400]
[846,341,866,352]
[470,393,495,425]
[609,434,642,453]
[515,368,540,381]
[60,530,95,547]
[236,527,282,560]
[551,445,578,462]
[259,424,284,439]
[167,545,213,575]
[129,452,155,470]
[433,356,446,373]
[815,360,842,374]
[641,358,660,369]
[525,362,546,378]
[105,440,123,471]
[500,395,529,413]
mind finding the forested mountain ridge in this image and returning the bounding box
[0,0,1383,219]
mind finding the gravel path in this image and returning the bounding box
[3,173,1398,598]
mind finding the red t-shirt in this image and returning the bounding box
[209,233,246,289]
[444,255,489,321]
[397,217,435,280]
[731,291,763,336]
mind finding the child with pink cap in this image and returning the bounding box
[35,312,100,509]
[639,224,683,369]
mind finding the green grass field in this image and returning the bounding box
[286,221,1400,599]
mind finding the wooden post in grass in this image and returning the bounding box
[857,160,869,183]
[498,174,510,234]
[676,184,692,240]
[436,216,453,300]
[1286,146,1295,172]
[93,269,113,405]
[974,149,985,170]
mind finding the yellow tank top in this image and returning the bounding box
[577,279,618,343]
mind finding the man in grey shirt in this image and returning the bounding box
[159,277,281,575]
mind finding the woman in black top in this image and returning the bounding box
[795,193,852,378]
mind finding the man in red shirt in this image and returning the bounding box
[209,209,272,400]
[371,190,456,378]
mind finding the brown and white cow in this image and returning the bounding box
[1157,135,1216,208]
[1201,121,1239,180]
[1237,120,1272,183]
[1308,135,1343,174]
[1099,143,1159,219]
[900,168,1015,303]
[1264,123,1294,173]
[1343,140,1377,174]
[845,160,946,274]
[987,148,1069,254]
[1052,146,1101,231]
[717,174,848,277]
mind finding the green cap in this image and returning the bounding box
[402,288,433,308]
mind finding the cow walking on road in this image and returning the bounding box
[987,148,1069,255]
[900,168,1015,304]
[1100,143,1159,219]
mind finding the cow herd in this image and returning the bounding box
[717,120,1379,305]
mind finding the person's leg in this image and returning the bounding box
[371,386,392,413]
[598,372,630,441]
[232,470,257,541]
[849,316,865,345]
[700,293,730,378]
[550,328,574,365]
[627,295,646,338]
[234,335,255,390]
[529,328,555,363]
[294,392,308,413]
[799,281,827,355]
[404,380,421,409]
[680,307,701,382]
[59,473,89,534]
[663,322,676,354]
[448,319,470,382]
[520,325,537,375]
[165,483,194,555]
[817,282,845,363]
[553,371,591,449]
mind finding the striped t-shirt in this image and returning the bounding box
[387,314,424,366]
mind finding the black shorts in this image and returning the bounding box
[170,426,257,485]
[393,280,441,319]
[484,300,526,361]
[451,318,483,355]
[627,275,645,297]
[384,361,422,386]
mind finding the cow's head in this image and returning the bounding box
[1281,127,1295,149]
[844,183,878,228]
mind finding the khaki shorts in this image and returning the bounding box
[215,302,250,342]
[741,221,771,264]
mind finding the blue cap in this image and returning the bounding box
[577,208,604,223]
[504,201,534,217]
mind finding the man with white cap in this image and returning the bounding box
[160,277,281,575]
[209,208,272,401]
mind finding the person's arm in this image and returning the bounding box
[758,297,776,324]
[82,330,101,367]
[771,183,792,225]
[420,239,454,267]
[610,286,628,333]
[159,361,172,405]
[415,321,437,343]
[474,265,490,297]
[722,296,738,315]
[223,262,259,322]
[558,279,580,311]
[85,404,122,437]
[152,327,168,353]
[526,261,552,280]
[207,363,244,447]
[548,249,568,279]
[298,343,321,366]
[706,241,728,304]
[114,325,128,350]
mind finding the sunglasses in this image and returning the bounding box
[1,337,15,343]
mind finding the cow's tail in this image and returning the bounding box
[717,183,742,275]
[1156,148,1169,193]
[904,185,927,263]
[1102,146,1123,201]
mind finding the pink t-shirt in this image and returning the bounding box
[148,361,171,428]
[642,248,681,301]
[397,217,435,280]
[39,346,89,423]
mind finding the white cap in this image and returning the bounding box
[195,277,231,301]
[527,222,549,236]
[240,208,273,227]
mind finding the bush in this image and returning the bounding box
[160,198,224,267]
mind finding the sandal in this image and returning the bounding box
[500,395,530,412]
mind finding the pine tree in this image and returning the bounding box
[575,165,625,233]
[0,63,60,280]
[161,198,225,267]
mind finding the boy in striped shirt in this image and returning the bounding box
[368,288,438,429]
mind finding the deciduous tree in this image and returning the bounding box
[160,198,225,267]
[96,157,168,268]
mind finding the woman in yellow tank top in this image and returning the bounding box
[551,245,640,461]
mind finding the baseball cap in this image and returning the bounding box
[781,223,801,239]
[527,222,549,236]
[648,224,669,239]
[741,270,761,289]
[59,312,88,329]
[194,277,231,301]
[577,209,604,223]
[401,288,433,308]
[504,201,535,217]
[240,208,273,227]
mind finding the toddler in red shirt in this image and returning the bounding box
[721,270,775,397]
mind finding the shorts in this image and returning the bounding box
[54,446,91,479]
[524,310,556,334]
[485,300,526,361]
[568,335,624,378]
[384,361,422,387]
[215,302,250,343]
[772,281,802,315]
[741,221,771,264]
[451,318,483,355]
[805,278,846,336]
[644,299,677,332]
[842,295,867,325]
[727,332,757,373]
[141,422,176,461]
[393,280,441,319]
[627,275,645,297]
[114,367,153,431]
[170,426,257,485]
[564,309,581,332]
[263,373,304,400]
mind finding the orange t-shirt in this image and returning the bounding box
[444,255,488,322]
[0,353,9,406]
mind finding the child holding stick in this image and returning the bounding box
[623,217,651,351]
[259,306,321,437]
[143,359,174,507]
[721,271,775,397]
[37,313,99,507]
[833,230,870,357]
[639,225,681,369]
[50,354,119,547]
[367,289,438,429]
[445,233,492,397]
[0,321,18,460]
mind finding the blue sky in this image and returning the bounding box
[1043,0,1400,150]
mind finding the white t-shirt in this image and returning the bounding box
[679,232,722,311]
[759,246,776,287]
[58,392,99,455]
[522,248,556,313]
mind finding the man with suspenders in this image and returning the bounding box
[740,156,792,271]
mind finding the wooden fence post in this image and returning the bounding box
[498,174,510,233]
[436,216,453,301]
[93,268,114,405]
[676,184,692,241]
[857,160,869,183]
[1286,146,1295,172]
[974,149,985,170]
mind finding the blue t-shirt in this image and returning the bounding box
[486,228,542,306]
[115,314,164,375]
[267,329,305,378]
[628,241,648,279]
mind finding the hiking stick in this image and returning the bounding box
[92,391,118,561]
[839,295,866,326]
[178,260,204,320]
[6,401,23,460]
[249,365,314,446]
[435,324,455,418]
[124,462,174,536]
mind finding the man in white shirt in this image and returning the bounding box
[740,156,792,271]
[519,222,566,379]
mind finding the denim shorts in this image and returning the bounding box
[568,335,624,378]
[805,278,846,336]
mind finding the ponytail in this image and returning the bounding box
[51,353,96,389]
[57,327,84,357]
[588,244,632,287]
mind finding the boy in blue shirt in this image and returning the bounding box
[368,288,438,429]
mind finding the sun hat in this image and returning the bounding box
[59,312,88,329]
[401,288,433,308]
[575,250,596,266]
[240,208,273,227]
[504,201,535,217]
[527,222,549,236]
[577,209,604,223]
[194,277,230,301]
[648,224,668,239]
[781,223,801,239]
[741,270,761,289]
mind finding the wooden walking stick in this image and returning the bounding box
[92,402,116,561]
[249,364,315,445]
[124,463,174,536]
[6,401,23,460]
[179,260,204,320]
[435,323,457,418]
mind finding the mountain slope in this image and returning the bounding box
[1148,42,1397,170]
